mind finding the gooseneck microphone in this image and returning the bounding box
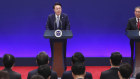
[60,19,62,30]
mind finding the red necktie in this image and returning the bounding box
[138,18,140,30]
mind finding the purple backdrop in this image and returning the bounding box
[0,0,140,57]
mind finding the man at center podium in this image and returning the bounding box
[46,2,70,30]
[46,2,70,70]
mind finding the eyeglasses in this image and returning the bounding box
[135,11,140,13]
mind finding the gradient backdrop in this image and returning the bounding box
[0,0,140,57]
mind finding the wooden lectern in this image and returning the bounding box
[44,30,73,77]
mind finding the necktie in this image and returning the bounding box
[56,16,59,28]
[138,18,140,30]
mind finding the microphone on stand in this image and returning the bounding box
[60,19,62,30]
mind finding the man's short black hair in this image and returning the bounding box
[38,64,51,79]
[3,54,15,68]
[72,63,85,75]
[119,63,132,79]
[36,51,49,66]
[72,52,85,64]
[0,71,9,79]
[53,2,62,9]
[110,52,122,66]
[31,75,45,79]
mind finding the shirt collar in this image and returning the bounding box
[55,14,60,19]
[136,17,140,22]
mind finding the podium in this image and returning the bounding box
[126,30,140,76]
[44,30,73,77]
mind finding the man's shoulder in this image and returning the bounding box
[11,70,21,76]
[60,13,68,18]
[101,69,112,75]
[101,68,119,76]
[63,70,72,74]
[86,72,92,75]
[61,13,68,16]
[2,69,21,76]
[28,69,38,75]
[62,71,72,79]
[85,72,93,79]
[5,70,21,79]
[62,71,72,76]
[48,14,55,17]
[51,70,57,75]
[27,69,38,79]
[129,17,136,21]
[50,70,58,79]
[100,69,113,79]
[48,13,68,18]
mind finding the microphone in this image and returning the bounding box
[60,19,62,30]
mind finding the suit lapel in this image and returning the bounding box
[53,13,63,30]
[60,14,64,22]
[60,14,62,20]
[52,14,57,29]
[52,14,55,21]
[52,14,56,24]
[133,17,137,27]
[58,14,62,29]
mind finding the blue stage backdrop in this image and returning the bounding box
[0,0,140,57]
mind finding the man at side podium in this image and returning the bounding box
[46,2,70,70]
[126,6,140,69]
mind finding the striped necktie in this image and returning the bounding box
[56,16,59,28]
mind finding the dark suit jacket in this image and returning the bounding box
[46,13,70,30]
[3,68,21,79]
[126,17,139,30]
[100,68,119,79]
[61,71,93,79]
[136,72,140,79]
[27,69,57,79]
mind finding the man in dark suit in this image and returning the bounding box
[46,2,70,70]
[2,54,21,79]
[0,71,9,79]
[46,2,70,30]
[100,52,122,79]
[27,52,57,79]
[61,52,93,79]
[126,6,140,68]
[118,63,132,79]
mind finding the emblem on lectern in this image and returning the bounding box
[54,29,62,37]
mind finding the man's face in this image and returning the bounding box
[135,8,140,18]
[54,5,62,16]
